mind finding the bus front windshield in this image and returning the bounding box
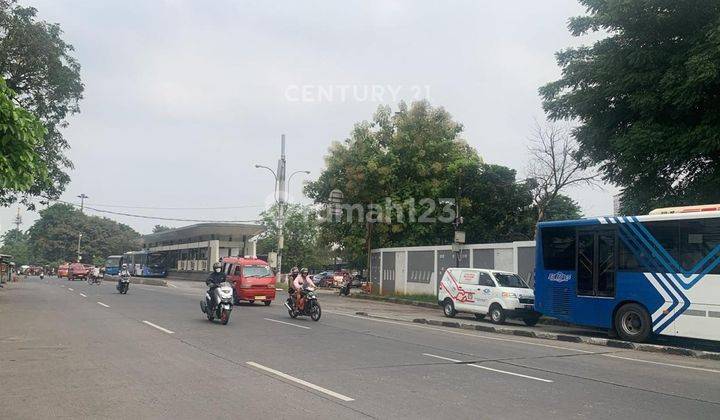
[493,273,529,289]
[243,265,272,278]
[105,257,120,267]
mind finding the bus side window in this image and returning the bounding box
[541,227,575,270]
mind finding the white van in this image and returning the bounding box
[438,268,540,326]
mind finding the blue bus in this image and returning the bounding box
[534,206,720,342]
[104,255,122,276]
[122,251,167,277]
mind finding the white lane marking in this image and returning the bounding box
[264,318,311,330]
[331,312,718,375]
[246,361,354,402]
[142,320,175,334]
[423,353,553,383]
[60,285,65,287]
[68,288,74,291]
[168,283,178,288]
[276,288,283,291]
[328,311,594,353]
[602,354,720,374]
[97,302,110,308]
[79,293,87,297]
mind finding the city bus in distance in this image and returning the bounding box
[534,205,720,343]
[122,251,167,277]
[104,255,122,276]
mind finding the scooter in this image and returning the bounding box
[39,273,44,280]
[117,274,130,294]
[285,287,321,321]
[201,282,233,325]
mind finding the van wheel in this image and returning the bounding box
[489,304,506,324]
[614,303,651,342]
[264,301,271,306]
[443,299,456,318]
[248,300,255,304]
[474,313,485,321]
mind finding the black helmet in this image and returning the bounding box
[290,266,299,274]
[300,267,309,275]
[213,262,222,270]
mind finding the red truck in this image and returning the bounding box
[222,257,276,306]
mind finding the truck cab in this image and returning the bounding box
[222,257,276,306]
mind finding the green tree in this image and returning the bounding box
[256,203,329,271]
[542,194,583,221]
[306,101,536,267]
[0,0,83,208]
[0,78,48,191]
[541,0,720,213]
[27,204,140,265]
[0,228,31,265]
[152,225,172,233]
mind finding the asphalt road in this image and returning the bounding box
[2,276,719,419]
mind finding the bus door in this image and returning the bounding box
[576,228,617,298]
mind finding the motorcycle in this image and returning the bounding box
[117,274,130,294]
[39,273,44,280]
[339,275,362,296]
[88,273,103,285]
[285,287,321,321]
[201,281,233,325]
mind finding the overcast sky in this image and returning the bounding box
[1,0,617,236]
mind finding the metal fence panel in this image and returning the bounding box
[407,250,434,284]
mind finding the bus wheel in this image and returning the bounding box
[442,299,456,318]
[614,303,651,342]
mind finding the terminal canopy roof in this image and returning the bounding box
[142,223,265,246]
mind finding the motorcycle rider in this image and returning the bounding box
[287,266,300,304]
[293,267,316,311]
[206,262,226,312]
[117,263,130,290]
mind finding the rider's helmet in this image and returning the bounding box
[122,263,127,269]
[213,262,222,273]
[300,267,309,276]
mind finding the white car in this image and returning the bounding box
[438,268,540,326]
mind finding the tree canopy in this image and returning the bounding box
[0,0,83,208]
[256,203,329,271]
[0,78,48,191]
[305,101,538,268]
[0,228,31,265]
[541,0,720,213]
[27,203,140,265]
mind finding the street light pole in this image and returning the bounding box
[255,135,310,286]
[77,233,83,263]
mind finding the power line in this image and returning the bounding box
[80,203,266,210]
[51,199,261,224]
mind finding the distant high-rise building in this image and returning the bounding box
[13,208,22,230]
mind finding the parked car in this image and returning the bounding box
[69,263,90,281]
[58,263,70,278]
[311,271,334,287]
[438,268,540,326]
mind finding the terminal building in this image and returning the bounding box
[141,223,265,276]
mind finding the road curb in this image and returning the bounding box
[349,293,572,326]
[352,311,720,360]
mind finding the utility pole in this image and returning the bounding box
[77,194,88,263]
[77,194,89,213]
[276,135,287,285]
[13,208,22,230]
[77,233,83,263]
[255,136,309,285]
